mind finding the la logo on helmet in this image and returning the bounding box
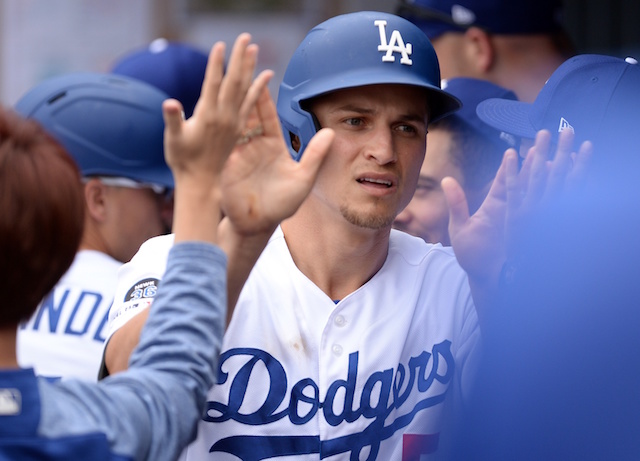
[375,20,413,65]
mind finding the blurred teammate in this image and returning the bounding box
[396,0,574,102]
[15,73,174,380]
[111,38,209,119]
[448,53,640,461]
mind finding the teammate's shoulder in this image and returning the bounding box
[131,234,175,261]
[389,229,457,264]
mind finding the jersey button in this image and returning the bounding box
[334,315,346,327]
[332,344,343,356]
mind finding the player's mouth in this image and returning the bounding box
[357,177,393,187]
[356,174,397,196]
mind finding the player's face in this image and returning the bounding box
[104,186,171,262]
[393,128,464,245]
[308,84,428,230]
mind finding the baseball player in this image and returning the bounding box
[1,32,309,460]
[102,11,588,460]
[394,77,518,245]
[14,73,174,381]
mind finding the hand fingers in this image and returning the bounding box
[503,148,522,214]
[545,129,575,199]
[297,128,334,183]
[224,33,253,83]
[568,140,593,190]
[197,41,226,112]
[442,176,470,238]
[254,83,282,139]
[524,130,552,205]
[219,35,257,111]
[238,70,274,129]
[162,98,185,144]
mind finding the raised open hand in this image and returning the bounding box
[219,83,334,236]
[161,33,273,243]
[442,129,592,309]
[162,33,272,187]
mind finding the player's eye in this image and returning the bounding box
[396,123,419,135]
[414,181,438,197]
[342,116,367,127]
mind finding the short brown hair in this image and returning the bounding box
[0,107,84,327]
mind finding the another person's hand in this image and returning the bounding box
[163,33,271,188]
[161,33,273,243]
[219,83,334,237]
[442,129,592,312]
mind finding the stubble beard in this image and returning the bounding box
[340,204,396,230]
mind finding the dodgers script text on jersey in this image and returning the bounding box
[106,228,479,460]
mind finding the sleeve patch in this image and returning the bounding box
[124,278,160,302]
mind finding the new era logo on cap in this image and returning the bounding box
[558,117,574,134]
[451,4,475,25]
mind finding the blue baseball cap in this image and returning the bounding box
[396,0,565,40]
[476,54,640,146]
[442,77,518,151]
[111,38,208,118]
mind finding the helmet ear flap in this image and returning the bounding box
[287,108,321,157]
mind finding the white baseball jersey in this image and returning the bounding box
[18,250,121,381]
[106,227,480,460]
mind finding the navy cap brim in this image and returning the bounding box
[409,18,465,40]
[476,97,538,140]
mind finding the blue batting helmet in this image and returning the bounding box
[14,72,174,189]
[277,11,461,161]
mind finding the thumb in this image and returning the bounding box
[162,98,185,140]
[297,128,334,182]
[442,176,470,238]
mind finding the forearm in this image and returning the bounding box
[219,218,275,324]
[100,243,226,461]
[172,176,222,245]
[130,243,226,375]
[103,308,149,375]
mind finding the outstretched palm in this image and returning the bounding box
[221,85,334,236]
[443,129,592,307]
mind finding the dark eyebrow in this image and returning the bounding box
[332,105,426,124]
[400,113,428,124]
[331,104,375,115]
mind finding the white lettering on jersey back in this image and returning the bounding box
[375,20,413,65]
[20,288,110,342]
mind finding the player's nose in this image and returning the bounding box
[363,127,396,165]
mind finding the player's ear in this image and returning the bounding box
[463,26,494,73]
[290,134,301,153]
[83,178,108,222]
